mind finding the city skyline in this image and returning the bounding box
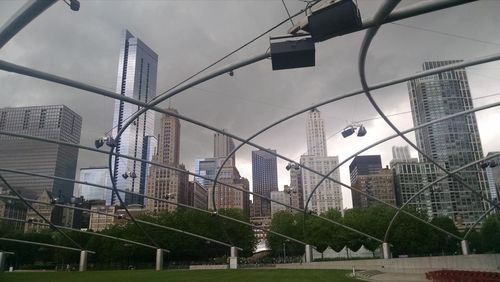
[0,1,499,211]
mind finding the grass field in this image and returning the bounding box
[0,269,357,282]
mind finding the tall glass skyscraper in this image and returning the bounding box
[111,30,158,206]
[0,105,82,202]
[252,149,278,217]
[408,60,488,227]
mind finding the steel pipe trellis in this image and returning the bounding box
[0,237,95,254]
[0,194,237,250]
[0,0,488,254]
[0,216,166,252]
[0,173,84,250]
[0,168,305,248]
[358,0,497,245]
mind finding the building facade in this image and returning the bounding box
[351,168,396,208]
[111,29,158,206]
[485,152,500,204]
[76,167,113,205]
[349,155,382,187]
[252,150,278,217]
[0,105,82,204]
[146,108,189,212]
[189,181,208,210]
[409,60,488,227]
[300,109,342,214]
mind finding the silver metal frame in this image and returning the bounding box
[0,237,95,254]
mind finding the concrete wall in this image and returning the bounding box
[275,254,500,273]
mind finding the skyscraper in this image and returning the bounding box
[111,29,158,206]
[349,155,382,185]
[0,105,82,202]
[485,152,500,204]
[214,130,235,163]
[202,132,250,216]
[351,168,396,208]
[300,108,342,213]
[306,108,327,157]
[408,60,488,227]
[146,108,189,212]
[252,149,278,217]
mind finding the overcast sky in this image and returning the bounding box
[1,0,499,208]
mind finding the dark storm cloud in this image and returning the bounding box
[1,0,499,207]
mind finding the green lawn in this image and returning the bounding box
[0,269,357,282]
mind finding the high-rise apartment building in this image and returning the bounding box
[270,185,300,216]
[0,105,82,203]
[146,108,189,212]
[252,150,278,217]
[409,61,488,226]
[300,109,342,213]
[111,29,158,206]
[76,167,113,205]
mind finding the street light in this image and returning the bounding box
[480,161,498,169]
[285,162,300,171]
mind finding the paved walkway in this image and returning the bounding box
[353,270,428,281]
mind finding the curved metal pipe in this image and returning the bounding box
[0,194,235,251]
[384,153,500,242]
[358,0,495,239]
[463,204,497,239]
[0,216,165,252]
[0,168,306,247]
[0,131,381,245]
[0,237,95,254]
[0,0,57,49]
[0,173,83,250]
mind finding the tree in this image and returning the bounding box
[427,216,460,255]
[480,214,500,253]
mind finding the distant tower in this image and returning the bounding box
[301,108,342,213]
[214,130,236,165]
[408,60,488,227]
[111,29,158,206]
[146,108,189,212]
[306,108,327,157]
[252,150,278,217]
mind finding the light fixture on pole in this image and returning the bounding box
[94,136,116,149]
[341,124,367,138]
[288,0,362,42]
[122,171,137,179]
[270,34,315,70]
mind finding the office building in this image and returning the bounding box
[0,105,82,206]
[409,60,489,227]
[300,109,342,213]
[111,29,158,206]
[146,108,189,212]
[349,155,382,186]
[76,167,113,205]
[351,168,396,208]
[189,181,208,210]
[270,185,300,216]
[252,149,278,217]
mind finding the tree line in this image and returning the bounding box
[0,205,499,270]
